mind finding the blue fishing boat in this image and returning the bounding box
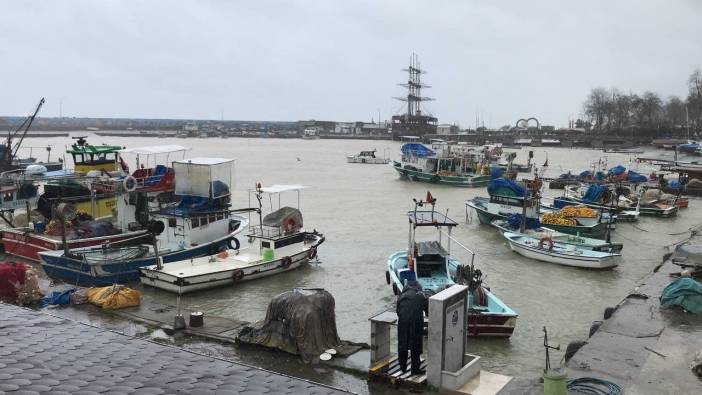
[386,193,517,337]
[38,158,248,286]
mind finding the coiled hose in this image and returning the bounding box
[567,377,622,395]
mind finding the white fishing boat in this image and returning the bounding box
[346,149,389,164]
[490,219,623,253]
[503,232,620,269]
[139,184,324,293]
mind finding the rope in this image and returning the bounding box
[567,377,622,395]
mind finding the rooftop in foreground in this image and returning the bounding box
[0,302,349,394]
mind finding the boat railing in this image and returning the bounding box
[439,230,475,267]
[249,224,283,238]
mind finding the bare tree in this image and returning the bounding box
[664,96,686,127]
[584,87,611,131]
[688,69,702,134]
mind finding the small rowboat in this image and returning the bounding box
[491,220,623,253]
[503,232,621,269]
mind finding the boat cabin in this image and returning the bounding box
[118,145,189,193]
[247,184,308,261]
[67,137,125,174]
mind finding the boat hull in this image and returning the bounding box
[1,228,147,262]
[392,163,489,187]
[38,234,239,286]
[346,156,389,164]
[386,251,517,337]
[504,234,619,269]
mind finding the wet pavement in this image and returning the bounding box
[0,302,350,394]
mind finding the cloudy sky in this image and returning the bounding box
[1,0,701,127]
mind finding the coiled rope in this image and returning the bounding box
[567,377,622,395]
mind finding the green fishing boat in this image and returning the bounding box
[392,142,490,187]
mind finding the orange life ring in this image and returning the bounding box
[282,217,296,234]
[538,236,554,251]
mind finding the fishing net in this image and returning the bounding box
[0,262,42,306]
[86,284,142,309]
[237,288,340,361]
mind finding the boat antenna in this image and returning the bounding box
[542,326,560,372]
[255,182,264,230]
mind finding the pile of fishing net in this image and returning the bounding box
[44,219,120,239]
[0,262,43,306]
[541,212,576,226]
[237,288,341,361]
[560,206,597,218]
[687,178,702,188]
[86,284,142,309]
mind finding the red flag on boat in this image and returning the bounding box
[426,191,434,204]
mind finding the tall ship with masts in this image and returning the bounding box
[390,54,438,139]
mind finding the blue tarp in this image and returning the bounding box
[401,143,434,157]
[678,143,699,153]
[487,178,525,197]
[506,214,541,230]
[660,278,702,314]
[553,197,576,209]
[582,184,606,202]
[40,288,76,308]
[579,170,592,178]
[595,171,605,181]
[490,166,504,180]
[627,171,648,183]
[669,180,681,189]
[608,165,626,176]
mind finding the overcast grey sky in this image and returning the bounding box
[1,0,701,127]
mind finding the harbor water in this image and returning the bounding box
[22,135,702,385]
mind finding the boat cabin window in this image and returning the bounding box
[3,192,13,202]
[191,217,199,227]
[261,241,271,248]
[416,256,446,278]
[168,218,177,228]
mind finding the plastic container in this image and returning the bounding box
[262,248,275,262]
[543,369,567,395]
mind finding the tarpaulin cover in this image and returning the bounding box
[669,180,682,189]
[236,289,340,361]
[689,178,702,188]
[579,170,592,178]
[262,206,303,230]
[558,172,576,180]
[507,214,541,230]
[86,285,142,309]
[0,262,27,300]
[627,171,648,183]
[582,184,606,202]
[487,178,525,197]
[490,166,504,179]
[679,143,699,152]
[401,143,434,157]
[608,165,626,176]
[660,278,702,314]
[40,288,76,308]
[77,220,120,238]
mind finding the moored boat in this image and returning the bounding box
[503,232,621,269]
[391,142,490,187]
[139,184,325,293]
[387,194,518,337]
[346,150,389,164]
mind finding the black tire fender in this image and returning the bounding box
[232,269,244,282]
[565,340,587,362]
[392,282,399,295]
[589,320,603,338]
[604,306,617,320]
[281,256,292,269]
[385,271,391,285]
[228,237,240,250]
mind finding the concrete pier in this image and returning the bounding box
[0,302,350,394]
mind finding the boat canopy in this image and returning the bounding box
[66,144,123,154]
[118,145,190,155]
[259,184,308,194]
[173,158,233,198]
[401,143,434,158]
[416,240,448,257]
[262,206,303,229]
[407,210,458,227]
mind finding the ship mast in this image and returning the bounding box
[394,53,434,117]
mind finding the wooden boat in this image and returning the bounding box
[503,232,621,269]
[387,195,517,337]
[391,143,490,187]
[37,158,248,285]
[346,150,389,164]
[140,185,324,293]
[491,219,623,253]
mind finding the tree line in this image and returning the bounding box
[582,69,702,137]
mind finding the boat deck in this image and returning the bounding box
[146,243,307,277]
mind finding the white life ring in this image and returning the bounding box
[123,175,138,192]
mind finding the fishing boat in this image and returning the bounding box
[2,145,189,262]
[391,142,490,187]
[502,232,621,269]
[496,151,534,173]
[491,218,622,253]
[565,184,678,218]
[37,158,248,285]
[139,184,324,293]
[302,128,320,139]
[346,150,389,164]
[386,193,517,337]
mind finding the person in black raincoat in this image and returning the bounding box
[396,280,428,374]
